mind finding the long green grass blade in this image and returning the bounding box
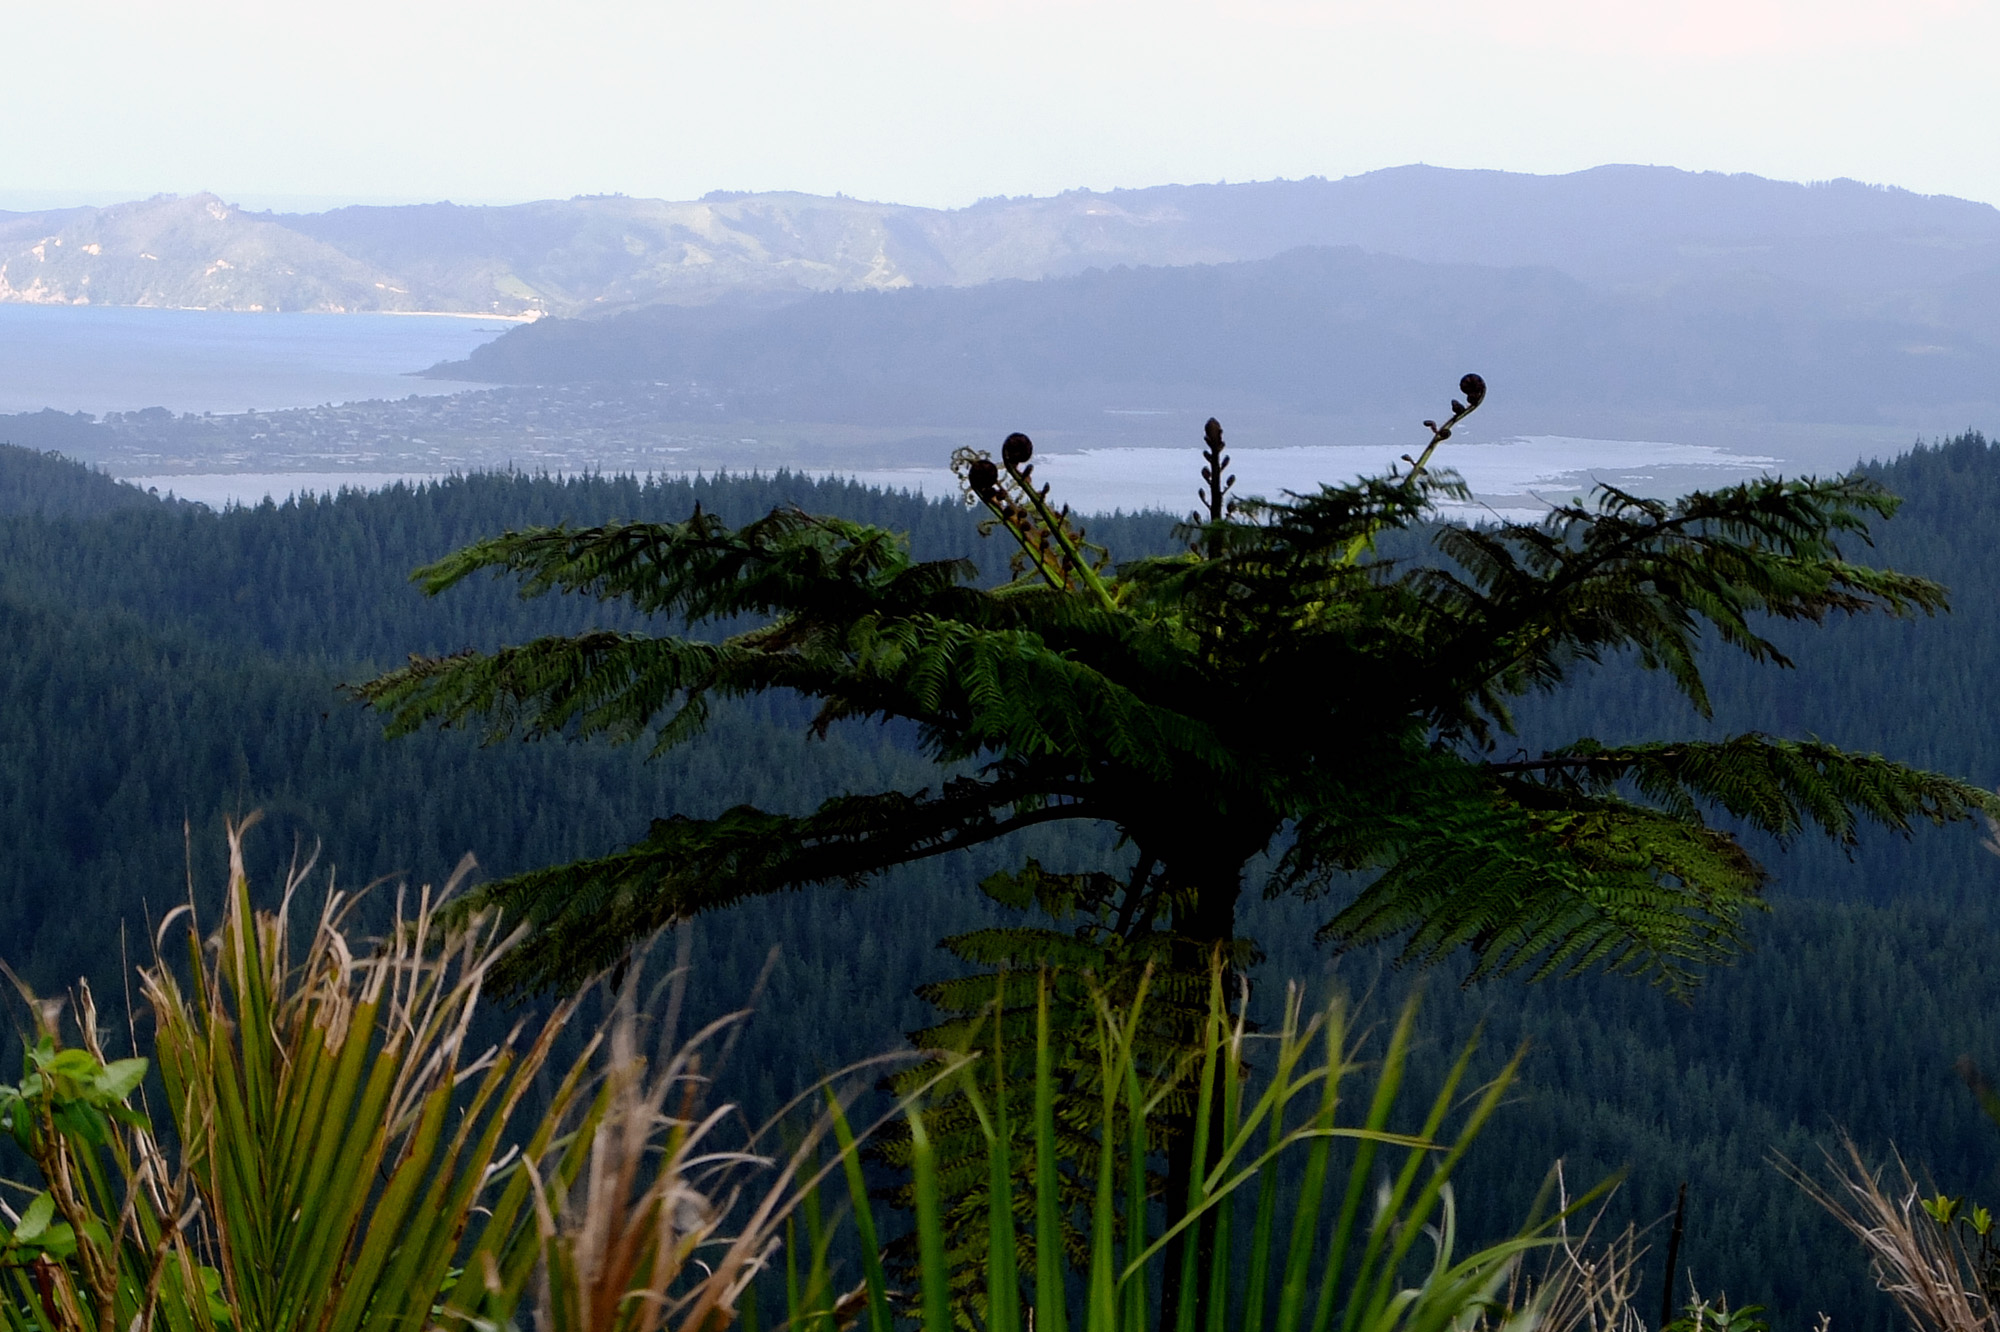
[1121,1028,1148,1332]
[1089,1003,1119,1332]
[1342,1006,1463,1332]
[1243,991,1318,1332]
[324,1081,455,1332]
[1361,1047,1523,1329]
[1204,1011,1243,1332]
[1176,981,1223,1332]
[910,1110,953,1332]
[802,1166,836,1332]
[828,1093,892,1332]
[1239,1080,1284,1332]
[1323,998,1417,1332]
[785,1214,803,1332]
[364,1049,528,1332]
[1272,1007,1342,1332]
[277,1002,401,1329]
[447,1025,604,1328]
[986,994,1022,1332]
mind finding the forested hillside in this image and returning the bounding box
[1,441,1998,1324]
[0,444,161,516]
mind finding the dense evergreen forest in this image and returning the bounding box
[1,439,1998,1325]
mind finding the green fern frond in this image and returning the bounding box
[1319,791,1764,997]
[1505,735,2000,845]
[452,778,1092,992]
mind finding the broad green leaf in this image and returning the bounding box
[94,1057,149,1101]
[11,1191,53,1243]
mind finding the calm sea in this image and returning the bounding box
[0,305,507,416]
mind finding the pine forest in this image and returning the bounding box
[4,430,2000,1329]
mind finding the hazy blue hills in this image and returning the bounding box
[1152,164,2000,295]
[427,243,2000,441]
[4,165,2000,320]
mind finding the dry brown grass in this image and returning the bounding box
[522,955,860,1332]
[1786,1138,1998,1332]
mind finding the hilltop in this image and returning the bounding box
[4,166,2000,318]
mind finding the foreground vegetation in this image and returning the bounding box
[8,824,1992,1331]
[0,825,1656,1332]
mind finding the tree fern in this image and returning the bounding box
[357,378,1995,999]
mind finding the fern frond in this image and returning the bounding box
[1318,791,1766,997]
[1416,475,1946,723]
[452,778,1101,993]
[1493,735,2000,845]
[414,508,982,625]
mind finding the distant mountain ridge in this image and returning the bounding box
[5,166,2000,318]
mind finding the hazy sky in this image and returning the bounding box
[10,0,2000,211]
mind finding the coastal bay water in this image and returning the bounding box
[126,435,1785,517]
[822,436,1785,520]
[0,305,507,415]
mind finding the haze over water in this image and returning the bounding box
[0,305,503,415]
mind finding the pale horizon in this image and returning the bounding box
[12,0,2000,213]
[7,160,1999,220]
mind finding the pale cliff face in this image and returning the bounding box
[0,195,425,313]
[0,192,952,316]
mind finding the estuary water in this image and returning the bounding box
[126,434,1784,518]
[825,436,1784,521]
[0,305,508,415]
